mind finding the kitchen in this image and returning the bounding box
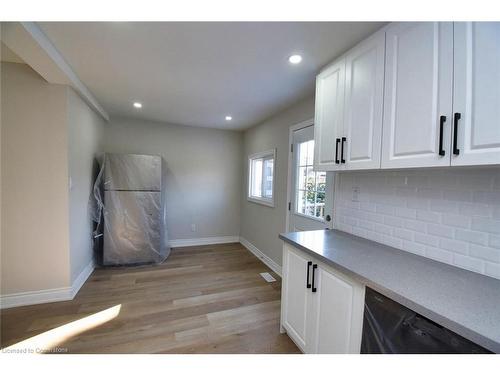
[0,1,499,373]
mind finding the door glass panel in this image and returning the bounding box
[295,139,327,220]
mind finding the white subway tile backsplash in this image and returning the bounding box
[416,210,440,223]
[429,199,459,213]
[427,223,454,239]
[415,233,440,247]
[404,219,427,233]
[453,254,485,273]
[489,235,500,249]
[402,241,426,256]
[335,168,500,280]
[384,216,404,228]
[394,207,417,219]
[441,214,471,229]
[373,223,393,235]
[471,217,500,235]
[376,205,395,215]
[439,238,468,255]
[426,247,453,263]
[394,228,414,241]
[485,262,500,278]
[455,229,488,246]
[469,244,500,263]
[459,202,491,217]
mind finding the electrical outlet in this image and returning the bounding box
[352,186,360,202]
[191,224,196,232]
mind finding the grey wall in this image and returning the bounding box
[67,87,105,283]
[240,96,315,265]
[103,117,243,241]
[1,62,71,294]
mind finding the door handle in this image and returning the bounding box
[341,137,346,164]
[335,138,340,164]
[325,214,331,222]
[311,264,318,293]
[306,261,312,289]
[439,115,446,156]
[453,113,461,155]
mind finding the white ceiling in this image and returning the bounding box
[38,22,385,130]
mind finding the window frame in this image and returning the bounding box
[247,149,276,207]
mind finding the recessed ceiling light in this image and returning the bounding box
[133,102,142,109]
[288,54,303,64]
[225,116,232,121]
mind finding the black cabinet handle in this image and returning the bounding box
[306,261,312,289]
[439,115,446,156]
[453,113,461,155]
[311,264,318,293]
[341,137,346,164]
[335,138,340,164]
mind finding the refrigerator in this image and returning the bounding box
[102,153,169,265]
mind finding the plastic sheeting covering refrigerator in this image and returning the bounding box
[93,153,170,265]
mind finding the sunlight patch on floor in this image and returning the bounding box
[4,304,121,354]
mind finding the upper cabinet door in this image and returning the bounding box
[381,22,454,168]
[452,22,500,166]
[343,31,386,170]
[314,58,345,171]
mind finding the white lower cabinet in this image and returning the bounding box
[281,244,365,354]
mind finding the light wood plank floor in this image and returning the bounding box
[0,243,300,353]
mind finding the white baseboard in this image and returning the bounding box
[71,259,95,298]
[0,287,72,310]
[169,235,240,248]
[239,237,282,277]
[0,259,95,309]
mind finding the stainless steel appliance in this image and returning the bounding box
[103,153,169,265]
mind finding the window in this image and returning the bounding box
[248,149,276,207]
[296,140,326,219]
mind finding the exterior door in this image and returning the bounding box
[344,31,385,170]
[281,245,312,352]
[308,264,365,354]
[314,58,346,171]
[381,22,454,168]
[290,125,334,232]
[452,22,500,166]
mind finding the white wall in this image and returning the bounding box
[67,87,104,283]
[103,117,242,241]
[335,168,500,280]
[240,96,315,265]
[1,62,71,294]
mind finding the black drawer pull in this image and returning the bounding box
[312,264,318,293]
[306,261,312,289]
[335,138,340,164]
[439,115,446,156]
[341,137,346,164]
[453,113,461,155]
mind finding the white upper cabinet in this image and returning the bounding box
[452,22,500,166]
[381,22,454,168]
[343,31,386,170]
[314,58,345,171]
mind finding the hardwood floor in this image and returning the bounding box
[0,243,300,354]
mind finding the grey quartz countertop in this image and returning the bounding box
[279,229,500,353]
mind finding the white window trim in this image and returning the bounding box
[247,149,276,208]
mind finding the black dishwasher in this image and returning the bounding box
[361,287,491,354]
